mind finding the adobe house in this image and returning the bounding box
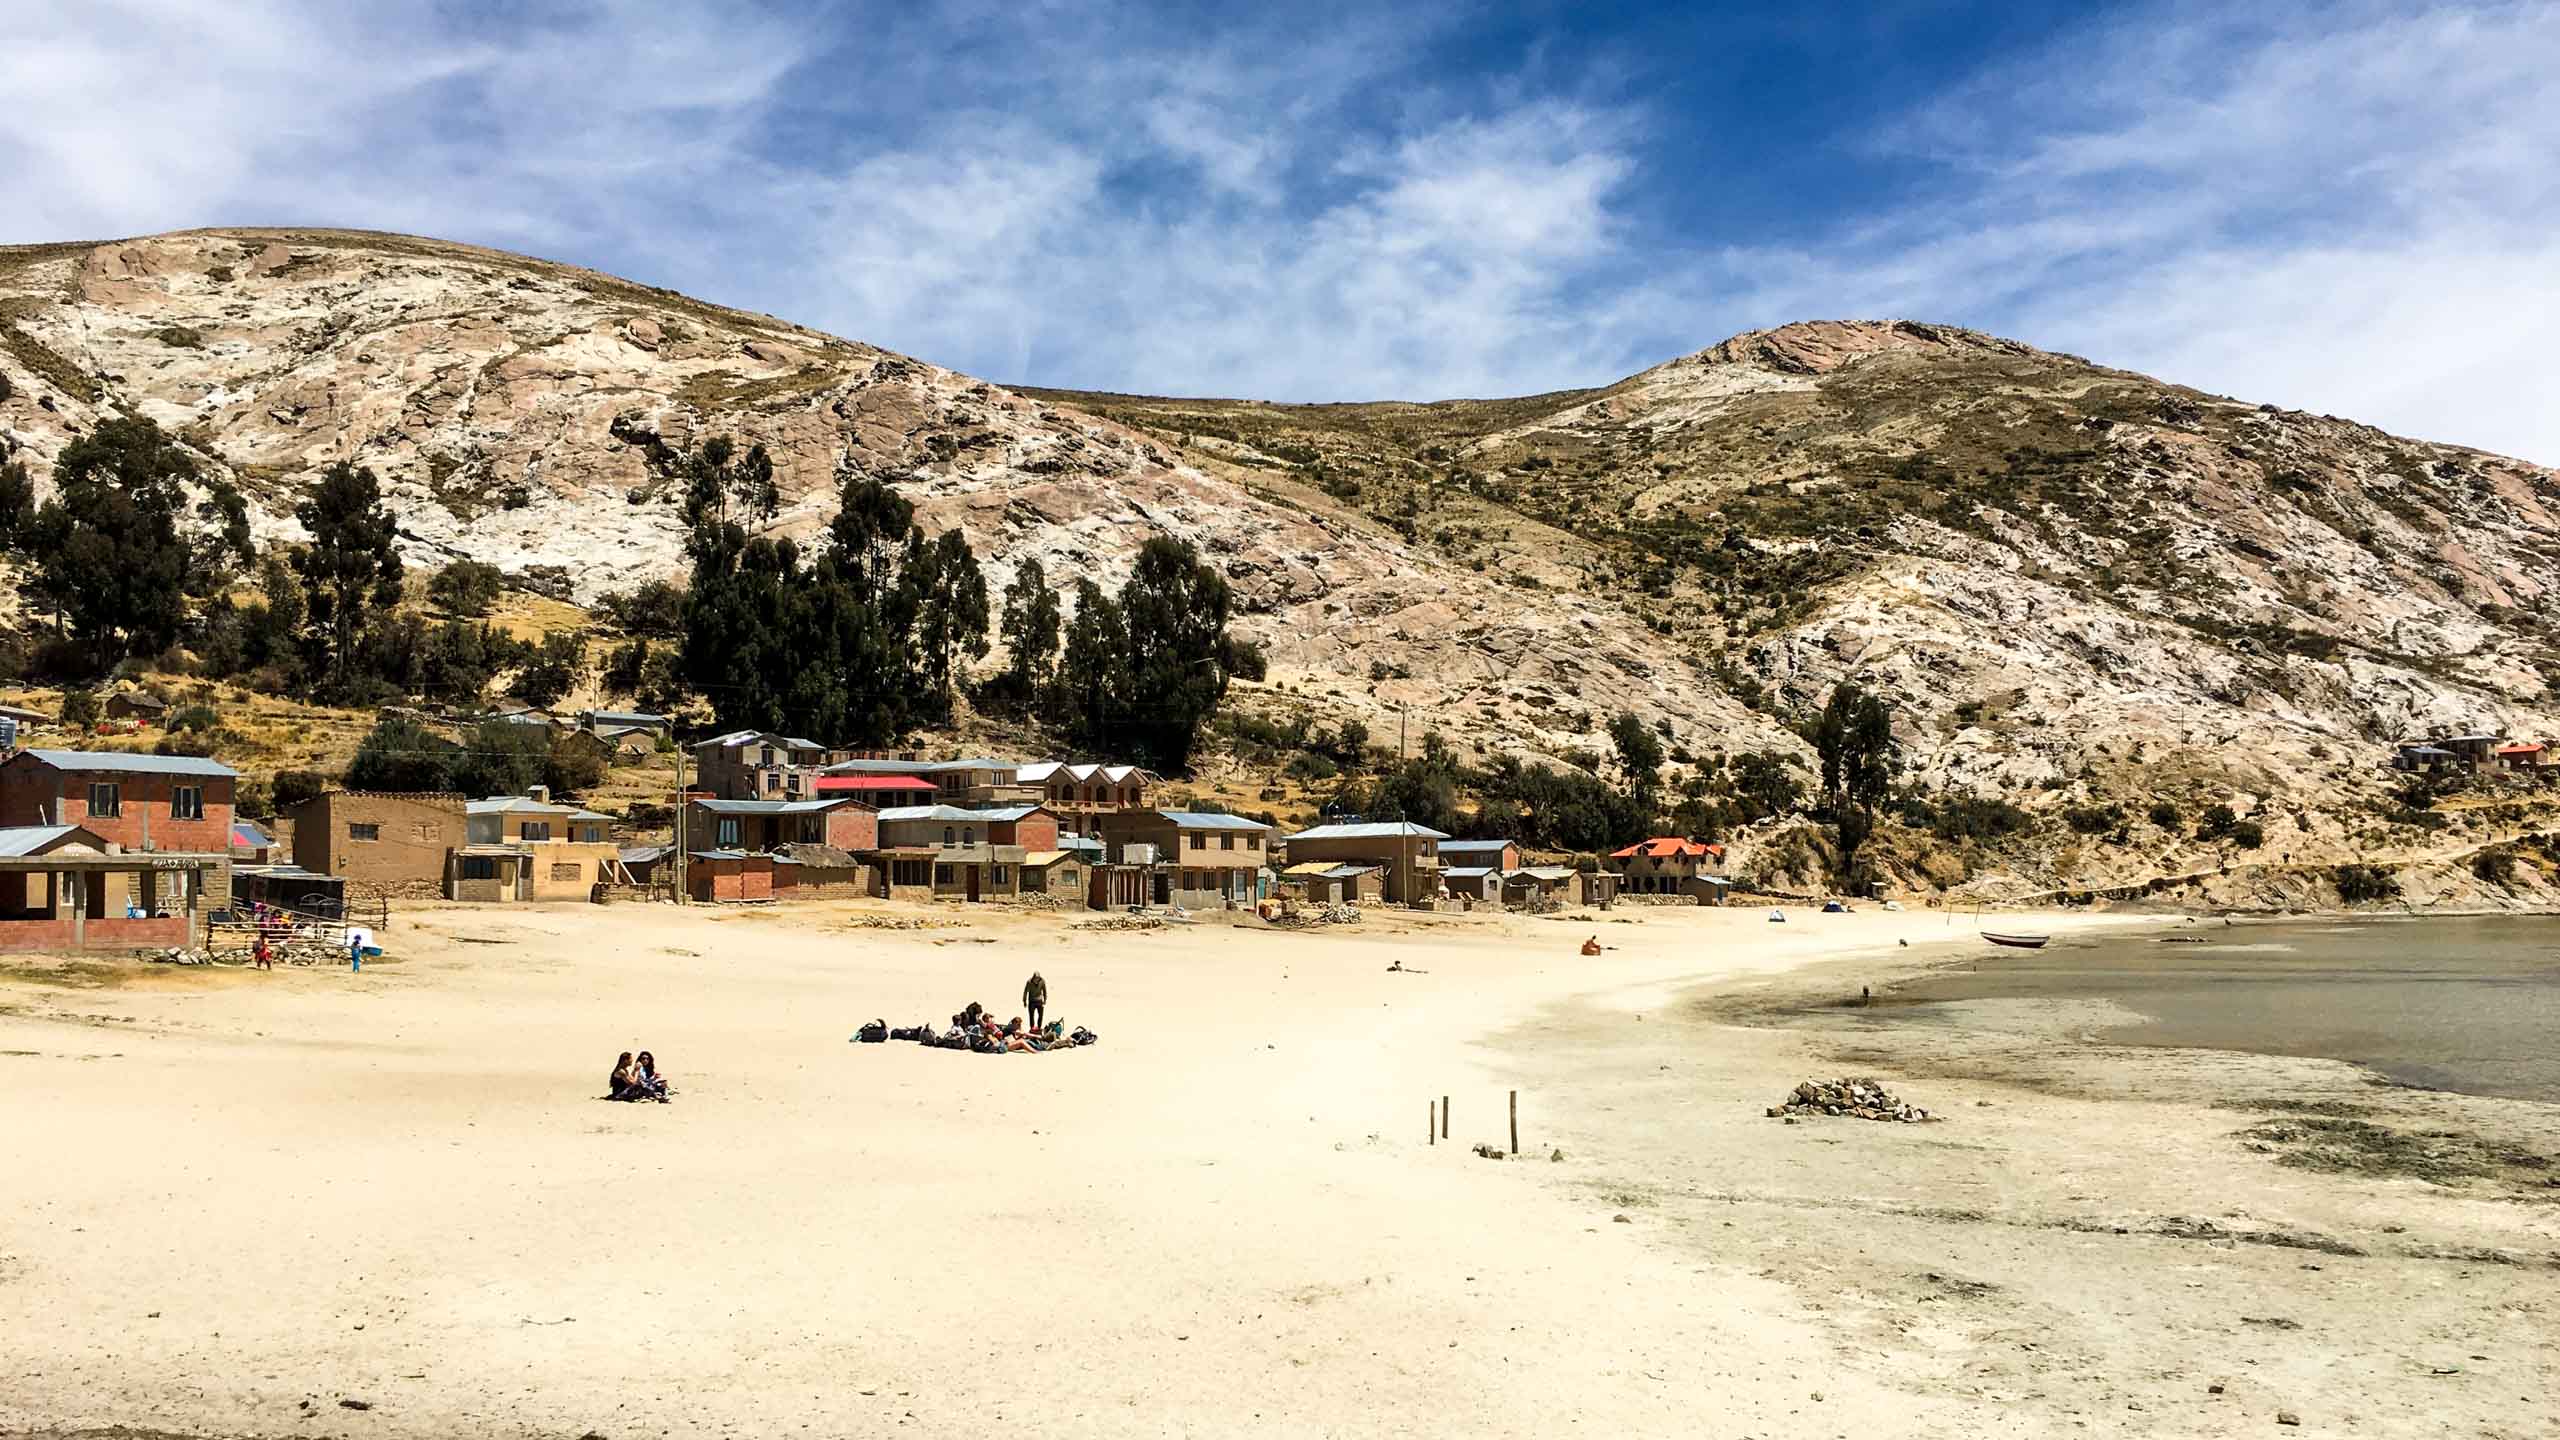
[1440,865,1502,903]
[0,823,228,952]
[1609,837,1728,901]
[1437,838,1520,873]
[102,691,169,724]
[1017,761,1156,837]
[874,803,1062,901]
[452,791,621,901]
[2496,741,2555,771]
[1500,866,1578,910]
[684,797,879,855]
[1572,870,1619,908]
[0,749,237,856]
[768,842,872,898]
[1284,860,1383,905]
[1018,848,1087,901]
[692,730,835,800]
[286,791,468,900]
[1281,820,1447,904]
[686,848,775,903]
[1096,810,1272,908]
[2437,734,2506,772]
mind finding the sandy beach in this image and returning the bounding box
[2,899,2552,1438]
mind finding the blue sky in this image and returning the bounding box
[6,1,2556,459]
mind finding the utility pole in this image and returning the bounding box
[673,739,688,904]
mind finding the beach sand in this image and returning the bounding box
[1,900,2550,1438]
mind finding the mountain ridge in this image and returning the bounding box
[6,227,2559,900]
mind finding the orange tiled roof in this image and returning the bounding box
[1609,837,1725,860]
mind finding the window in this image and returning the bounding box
[943,826,955,846]
[173,786,205,821]
[934,865,953,886]
[962,828,975,846]
[521,821,552,842]
[1220,834,1235,850]
[462,856,496,880]
[350,822,382,842]
[1247,834,1262,850]
[550,862,582,882]
[760,746,776,766]
[86,782,120,818]
[718,818,741,848]
[991,865,1008,885]
[893,859,930,886]
[799,818,823,844]
[1189,833,1205,849]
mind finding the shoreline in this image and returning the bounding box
[3,899,2553,1438]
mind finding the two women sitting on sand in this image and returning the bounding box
[608,1050,671,1102]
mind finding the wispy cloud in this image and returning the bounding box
[1,1,2554,459]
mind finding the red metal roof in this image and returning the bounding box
[815,774,936,792]
[2497,742,2545,755]
[1608,837,1725,860]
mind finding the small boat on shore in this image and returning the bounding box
[1980,931,2051,949]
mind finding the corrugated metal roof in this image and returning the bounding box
[877,803,1043,823]
[0,824,90,856]
[1157,810,1269,830]
[1508,866,1577,882]
[822,756,1012,775]
[686,848,758,861]
[20,748,239,778]
[620,844,674,865]
[586,710,668,725]
[1438,838,1512,854]
[1442,866,1496,880]
[1284,820,1448,841]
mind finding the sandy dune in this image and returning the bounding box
[2,900,2547,1438]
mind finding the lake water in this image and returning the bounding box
[1881,916,2560,1103]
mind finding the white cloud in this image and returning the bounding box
[2,1,2556,460]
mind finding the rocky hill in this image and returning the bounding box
[5,230,2558,898]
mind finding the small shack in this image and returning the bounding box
[1501,865,1578,909]
[768,842,870,898]
[686,849,774,903]
[1440,866,1502,903]
[1019,849,1088,901]
[1572,870,1619,908]
[1284,861,1382,905]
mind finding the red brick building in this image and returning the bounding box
[0,749,238,853]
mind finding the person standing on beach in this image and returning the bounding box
[1023,972,1048,1031]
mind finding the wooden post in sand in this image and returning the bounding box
[1428,1099,1436,1145]
[1509,1090,1519,1156]
[1441,1094,1450,1139]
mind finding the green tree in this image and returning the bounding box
[993,558,1063,713]
[680,436,780,530]
[293,461,404,695]
[907,528,989,722]
[598,579,686,638]
[59,688,100,730]
[273,769,328,811]
[0,457,35,548]
[347,715,461,792]
[1118,537,1241,773]
[1811,682,1895,868]
[429,559,504,617]
[1050,580,1130,750]
[1607,710,1666,818]
[514,630,587,708]
[22,417,201,670]
[424,621,513,706]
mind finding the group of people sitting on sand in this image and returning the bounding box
[859,975,1096,1054]
[607,1050,671,1102]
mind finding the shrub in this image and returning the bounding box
[1284,751,1338,781]
[58,689,99,729]
[429,559,505,617]
[2333,864,2402,904]
[273,769,327,811]
[2470,846,2517,887]
[169,703,219,733]
[2064,802,2123,835]
[2229,819,2265,849]
[2147,800,2181,829]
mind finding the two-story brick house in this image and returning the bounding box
[683,797,879,855]
[873,803,1061,901]
[692,731,836,801]
[1281,820,1446,904]
[1096,810,1271,909]
[0,749,237,853]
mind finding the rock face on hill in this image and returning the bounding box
[5,232,2558,895]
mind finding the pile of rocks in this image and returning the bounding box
[1768,1077,1933,1123]
[152,947,217,965]
[1077,915,1167,933]
[837,914,940,931]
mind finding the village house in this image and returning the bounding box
[1284,860,1383,906]
[873,803,1062,902]
[2497,741,2555,771]
[693,730,836,801]
[451,791,620,901]
[576,708,672,740]
[1016,761,1156,837]
[0,749,238,855]
[1609,837,1729,903]
[1017,848,1088,900]
[2437,734,2507,772]
[1437,838,1521,873]
[1281,820,1447,904]
[683,797,879,856]
[1440,866,1502,904]
[812,772,941,809]
[102,690,168,725]
[1095,810,1271,909]
[824,755,1040,807]
[1500,865,1579,909]
[0,823,228,952]
[229,820,277,864]
[684,848,775,903]
[286,791,468,900]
